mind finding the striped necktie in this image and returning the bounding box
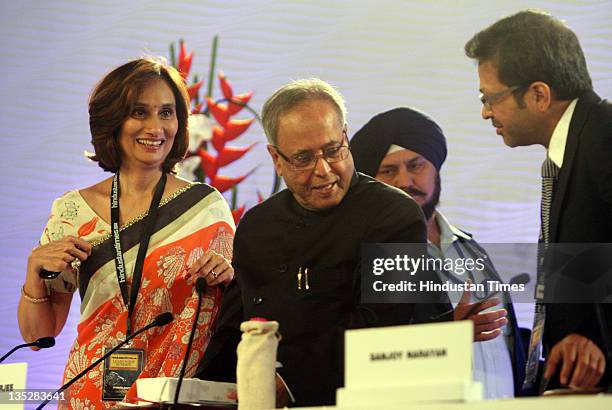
[540,157,559,244]
[523,156,560,390]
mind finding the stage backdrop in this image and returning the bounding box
[1,0,611,397]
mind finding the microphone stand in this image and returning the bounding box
[0,337,55,363]
[36,312,173,410]
[172,278,207,406]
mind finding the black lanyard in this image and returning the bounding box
[111,171,167,336]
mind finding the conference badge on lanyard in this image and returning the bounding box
[102,347,145,401]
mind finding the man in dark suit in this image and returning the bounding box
[465,10,612,391]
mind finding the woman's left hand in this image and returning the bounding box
[187,250,234,286]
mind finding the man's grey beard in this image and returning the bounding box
[400,172,441,221]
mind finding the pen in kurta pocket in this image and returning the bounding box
[297,267,302,290]
[304,268,310,290]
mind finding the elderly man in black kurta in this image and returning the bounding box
[196,79,427,407]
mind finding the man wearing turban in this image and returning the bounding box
[351,107,526,399]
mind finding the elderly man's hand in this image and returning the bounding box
[453,288,508,342]
[544,333,606,388]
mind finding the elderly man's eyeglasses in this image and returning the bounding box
[274,137,350,171]
[479,85,521,109]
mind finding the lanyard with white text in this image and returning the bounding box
[111,171,167,337]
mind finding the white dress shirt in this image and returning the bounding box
[547,98,578,166]
[428,211,515,399]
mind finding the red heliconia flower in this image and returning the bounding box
[212,126,226,152]
[216,143,257,167]
[218,70,233,101]
[207,97,229,126]
[78,216,99,238]
[218,71,253,115]
[256,190,265,203]
[231,205,246,225]
[172,40,267,213]
[197,148,218,179]
[210,170,254,193]
[191,102,204,114]
[187,81,203,100]
[224,118,255,142]
[228,91,254,116]
[178,41,193,80]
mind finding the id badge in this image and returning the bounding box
[102,347,145,401]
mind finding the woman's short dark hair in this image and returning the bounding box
[88,57,190,173]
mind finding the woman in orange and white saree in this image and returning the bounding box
[17,58,235,408]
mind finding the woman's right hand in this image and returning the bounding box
[19,236,86,344]
[187,250,234,287]
[27,235,92,278]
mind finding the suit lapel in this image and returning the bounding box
[549,91,601,242]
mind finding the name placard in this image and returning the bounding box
[0,362,27,410]
[345,321,472,388]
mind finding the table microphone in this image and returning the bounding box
[36,312,174,410]
[173,277,207,406]
[0,337,55,363]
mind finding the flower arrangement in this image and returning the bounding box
[170,37,280,223]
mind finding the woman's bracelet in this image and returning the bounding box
[21,285,50,304]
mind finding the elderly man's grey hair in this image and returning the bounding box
[261,78,347,145]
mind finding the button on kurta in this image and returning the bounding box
[253,296,264,305]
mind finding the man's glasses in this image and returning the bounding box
[274,132,350,171]
[479,85,522,109]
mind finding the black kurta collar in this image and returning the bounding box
[287,171,360,219]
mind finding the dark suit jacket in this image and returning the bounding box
[544,90,612,386]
